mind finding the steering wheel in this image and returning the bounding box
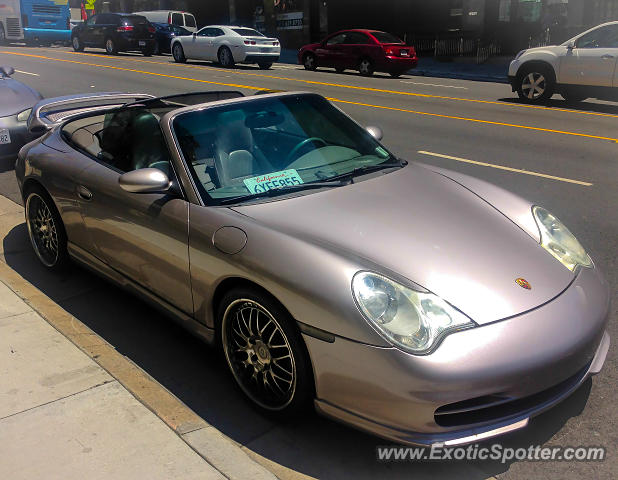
[285,137,327,164]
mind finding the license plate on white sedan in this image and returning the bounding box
[0,129,11,145]
[260,47,270,53]
[139,40,146,47]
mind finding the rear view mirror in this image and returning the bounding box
[245,111,285,128]
[119,168,171,194]
[0,66,15,77]
[366,126,383,141]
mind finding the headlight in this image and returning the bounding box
[515,49,526,60]
[532,206,592,272]
[16,108,32,122]
[352,272,475,355]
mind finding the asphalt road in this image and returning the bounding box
[0,44,616,480]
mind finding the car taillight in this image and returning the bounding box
[117,25,134,32]
[384,47,395,56]
[148,26,155,33]
[244,40,257,45]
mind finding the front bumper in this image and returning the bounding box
[0,115,31,168]
[304,265,610,446]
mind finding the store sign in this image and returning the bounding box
[277,12,303,30]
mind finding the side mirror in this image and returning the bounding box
[28,124,49,136]
[366,125,383,141]
[119,168,171,194]
[0,66,15,77]
[192,32,196,37]
[566,41,575,50]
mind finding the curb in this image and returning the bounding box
[0,197,278,480]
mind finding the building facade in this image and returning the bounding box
[80,0,618,54]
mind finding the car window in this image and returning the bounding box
[172,94,395,204]
[69,108,171,175]
[85,16,96,26]
[231,27,263,37]
[95,14,111,25]
[198,27,214,37]
[371,31,403,44]
[576,25,618,48]
[171,12,183,26]
[184,14,196,28]
[212,28,225,37]
[173,25,189,35]
[326,33,346,46]
[343,32,371,44]
[126,16,149,26]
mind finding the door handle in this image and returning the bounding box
[601,54,615,59]
[77,186,92,201]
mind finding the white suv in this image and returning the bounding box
[508,21,618,103]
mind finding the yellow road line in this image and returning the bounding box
[417,150,593,186]
[3,50,617,143]
[0,50,264,91]
[38,48,618,120]
[329,98,618,143]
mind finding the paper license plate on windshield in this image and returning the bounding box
[244,169,304,194]
[139,40,146,47]
[0,129,11,145]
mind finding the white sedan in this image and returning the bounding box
[171,25,280,69]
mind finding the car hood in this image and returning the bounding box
[0,77,42,116]
[233,164,574,325]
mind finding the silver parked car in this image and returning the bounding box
[0,66,42,168]
[15,90,610,446]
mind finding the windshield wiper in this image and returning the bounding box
[218,180,351,205]
[323,159,408,183]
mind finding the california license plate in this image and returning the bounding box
[260,47,270,52]
[400,50,409,56]
[0,129,11,145]
[139,40,146,47]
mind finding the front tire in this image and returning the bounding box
[105,37,117,55]
[517,64,555,104]
[303,53,317,71]
[72,36,84,52]
[218,46,235,68]
[218,287,313,417]
[172,42,186,63]
[24,185,69,271]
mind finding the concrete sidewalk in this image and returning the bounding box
[0,194,277,480]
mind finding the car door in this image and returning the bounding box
[208,28,226,61]
[315,32,346,67]
[73,107,193,314]
[93,13,113,48]
[184,27,213,59]
[560,24,618,87]
[340,31,372,69]
[81,15,97,45]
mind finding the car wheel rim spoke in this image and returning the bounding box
[223,300,296,410]
[26,195,58,267]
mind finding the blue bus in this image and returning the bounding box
[0,0,71,45]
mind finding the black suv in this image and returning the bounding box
[72,13,156,56]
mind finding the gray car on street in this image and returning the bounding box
[0,66,42,169]
[14,90,610,447]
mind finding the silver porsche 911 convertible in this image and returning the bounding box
[15,90,610,446]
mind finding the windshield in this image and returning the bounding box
[232,27,264,37]
[371,31,404,44]
[172,94,396,205]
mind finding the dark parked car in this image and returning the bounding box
[298,29,418,77]
[71,13,156,56]
[152,22,191,55]
[0,66,42,169]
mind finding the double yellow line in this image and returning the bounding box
[2,49,617,145]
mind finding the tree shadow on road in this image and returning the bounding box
[1,223,598,480]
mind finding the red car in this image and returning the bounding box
[298,29,417,77]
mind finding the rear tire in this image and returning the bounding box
[258,62,272,70]
[358,57,374,76]
[153,42,160,56]
[303,53,317,71]
[218,286,314,419]
[142,48,153,57]
[335,66,345,73]
[218,46,235,68]
[517,64,555,104]
[389,70,404,78]
[24,185,69,271]
[105,37,117,55]
[172,42,186,63]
